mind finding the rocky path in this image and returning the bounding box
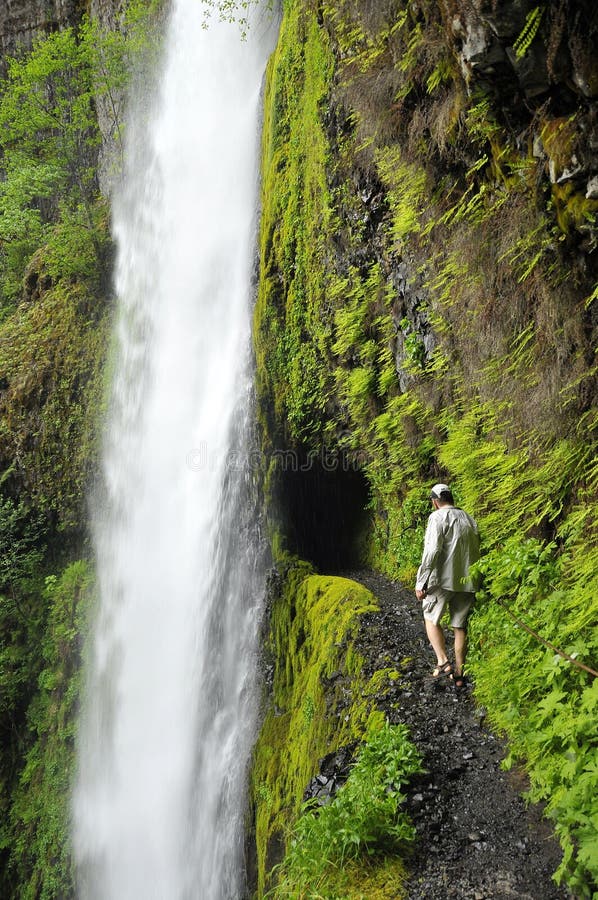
[347,570,574,900]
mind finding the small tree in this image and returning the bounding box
[0,26,103,301]
[0,1,163,307]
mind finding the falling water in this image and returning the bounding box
[73,4,277,898]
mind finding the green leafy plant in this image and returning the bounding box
[513,6,545,59]
[271,722,422,897]
[6,561,94,899]
[0,497,46,604]
[0,2,162,305]
[0,27,103,300]
[398,317,426,372]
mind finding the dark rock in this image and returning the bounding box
[302,744,355,806]
[505,43,550,98]
[0,0,85,68]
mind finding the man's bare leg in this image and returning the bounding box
[425,618,450,671]
[453,627,467,677]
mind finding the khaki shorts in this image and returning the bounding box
[422,587,475,629]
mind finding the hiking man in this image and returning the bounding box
[415,483,480,689]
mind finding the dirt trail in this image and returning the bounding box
[348,570,574,900]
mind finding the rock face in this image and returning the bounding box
[0,0,123,68]
[447,0,598,211]
[449,0,598,100]
[90,0,124,32]
[0,0,126,190]
[90,0,127,194]
[0,0,84,63]
[254,9,598,892]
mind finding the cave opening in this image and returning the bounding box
[274,451,371,573]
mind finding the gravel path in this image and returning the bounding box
[346,570,575,900]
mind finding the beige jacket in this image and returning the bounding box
[416,505,480,593]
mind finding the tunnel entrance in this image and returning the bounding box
[273,451,371,572]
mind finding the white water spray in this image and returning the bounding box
[73,4,277,898]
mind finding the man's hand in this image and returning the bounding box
[415,588,426,601]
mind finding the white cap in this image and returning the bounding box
[431,483,451,498]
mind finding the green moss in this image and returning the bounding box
[0,272,108,530]
[271,721,422,899]
[252,563,403,895]
[324,856,409,899]
[551,181,598,234]
[4,560,94,899]
[254,3,335,447]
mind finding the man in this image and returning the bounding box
[415,483,480,689]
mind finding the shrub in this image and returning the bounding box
[271,722,422,898]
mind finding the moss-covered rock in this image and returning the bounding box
[0,274,109,533]
[251,561,417,895]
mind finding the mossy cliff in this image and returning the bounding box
[254,0,598,895]
[250,560,420,899]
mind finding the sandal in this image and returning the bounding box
[432,661,452,678]
[452,671,467,690]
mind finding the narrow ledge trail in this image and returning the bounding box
[347,571,575,900]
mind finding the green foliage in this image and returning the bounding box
[332,266,398,446]
[513,6,545,59]
[199,0,268,37]
[271,723,422,898]
[0,27,102,302]
[376,148,427,246]
[5,561,94,899]
[371,485,430,585]
[322,3,405,78]
[498,220,555,283]
[0,8,161,897]
[0,2,163,524]
[470,537,558,608]
[464,90,502,147]
[0,282,109,526]
[251,563,400,895]
[398,317,426,371]
[426,58,452,94]
[468,533,598,896]
[0,497,46,599]
[0,500,48,858]
[433,410,598,894]
[0,1,163,307]
[255,2,336,446]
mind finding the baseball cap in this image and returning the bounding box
[431,483,451,498]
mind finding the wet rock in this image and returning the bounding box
[0,0,84,69]
[460,20,507,79]
[586,176,598,199]
[505,43,550,98]
[302,744,355,806]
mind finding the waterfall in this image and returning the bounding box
[73,4,277,898]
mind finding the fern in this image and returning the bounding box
[513,6,545,59]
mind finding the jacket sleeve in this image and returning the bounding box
[415,514,444,591]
